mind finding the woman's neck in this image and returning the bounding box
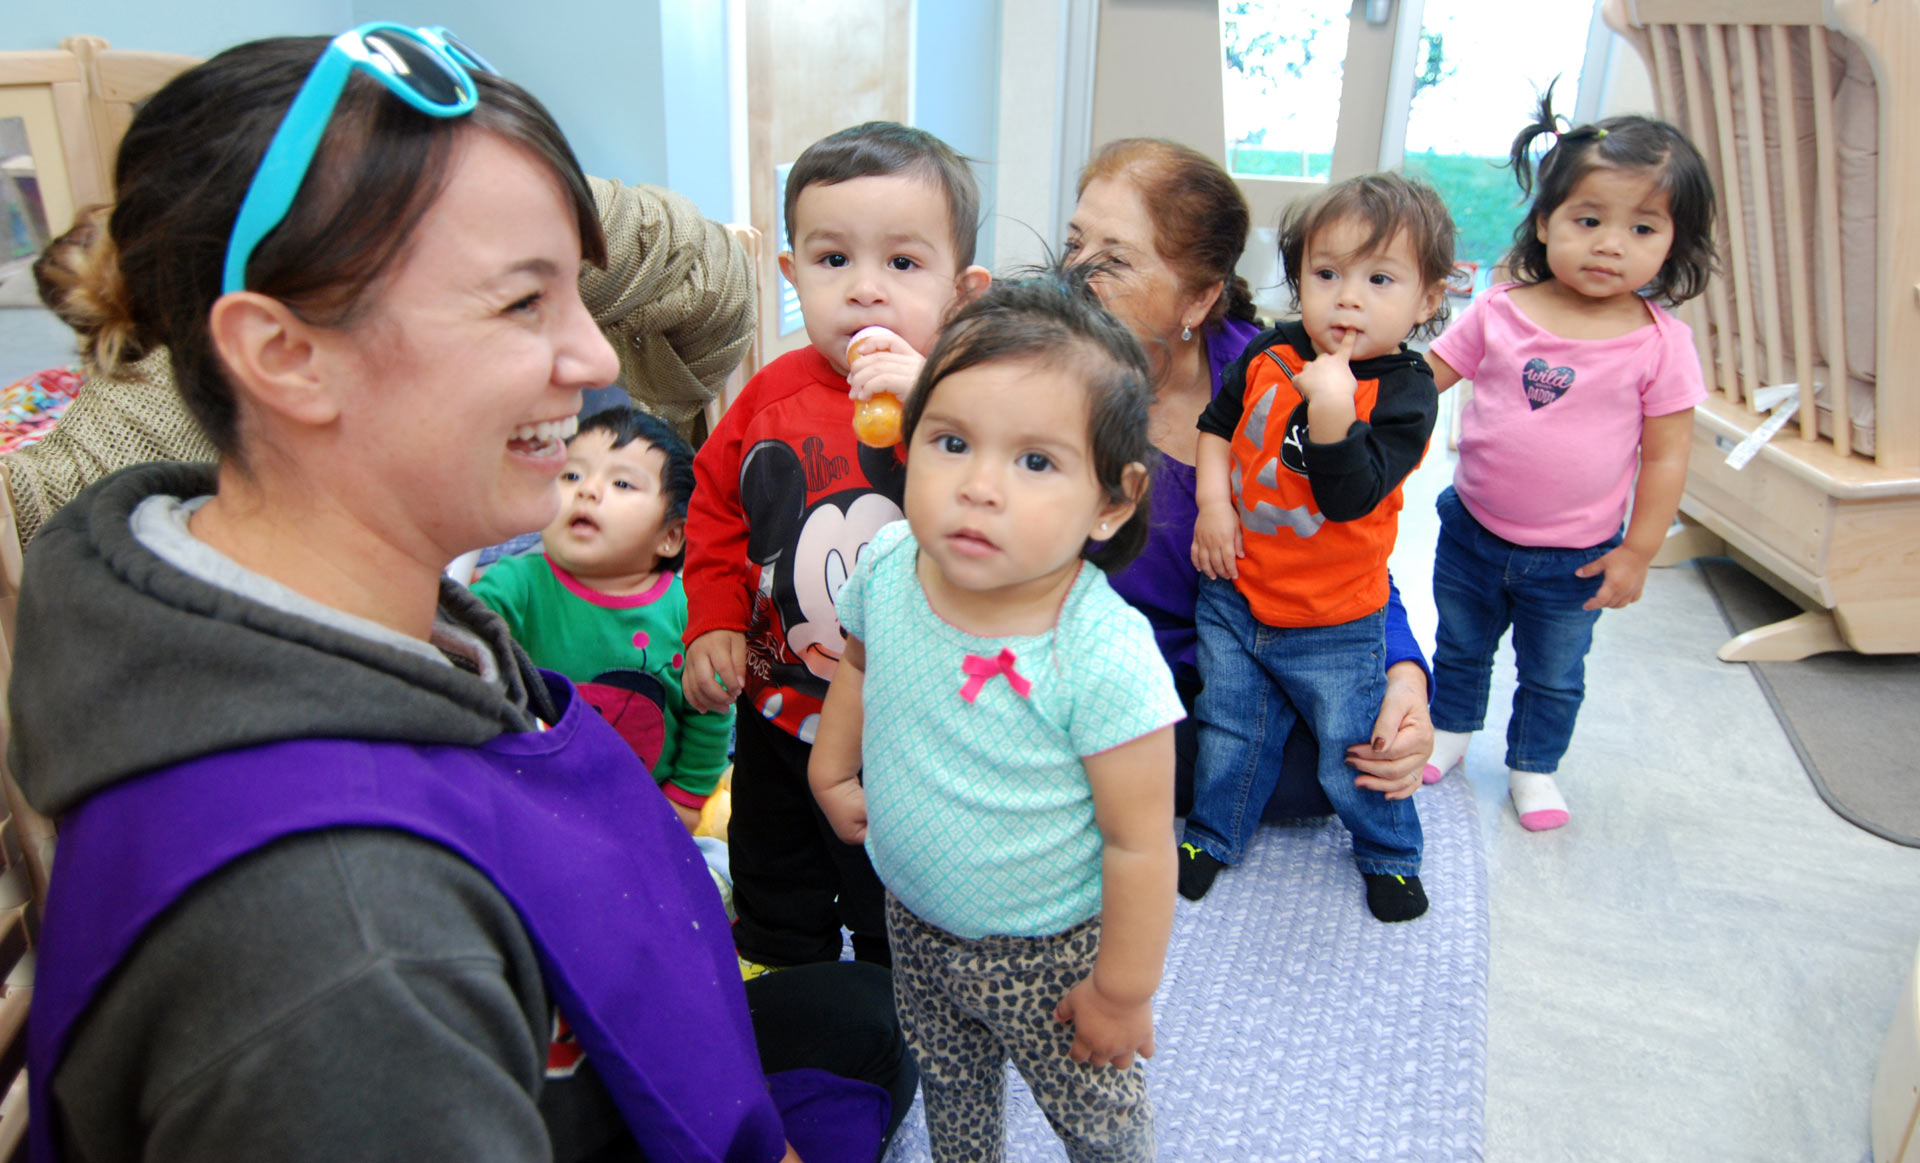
[1148,335,1213,465]
[190,464,448,642]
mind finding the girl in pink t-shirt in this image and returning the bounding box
[1420,93,1714,831]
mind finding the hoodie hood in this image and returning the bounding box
[9,461,559,817]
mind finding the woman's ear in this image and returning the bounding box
[1183,280,1225,335]
[205,291,342,428]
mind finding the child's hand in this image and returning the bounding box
[1053,977,1155,1070]
[1293,329,1359,405]
[684,630,746,713]
[1576,544,1652,610]
[666,795,703,834]
[846,330,925,404]
[1190,500,1244,580]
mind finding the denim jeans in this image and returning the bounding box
[1429,485,1623,773]
[1183,577,1421,876]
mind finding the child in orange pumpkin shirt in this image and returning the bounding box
[1181,173,1455,923]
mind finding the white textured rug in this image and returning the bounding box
[882,775,1489,1161]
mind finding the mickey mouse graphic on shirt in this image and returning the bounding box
[738,437,906,742]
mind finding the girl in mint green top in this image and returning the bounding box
[810,270,1183,1160]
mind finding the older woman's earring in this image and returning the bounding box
[1181,325,1193,342]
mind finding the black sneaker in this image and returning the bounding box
[1176,842,1226,901]
[1363,873,1428,923]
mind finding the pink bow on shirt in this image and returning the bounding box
[959,648,1032,704]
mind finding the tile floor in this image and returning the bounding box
[1392,430,1920,1162]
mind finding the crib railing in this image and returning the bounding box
[1604,0,1920,473]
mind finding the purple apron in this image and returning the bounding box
[28,672,887,1162]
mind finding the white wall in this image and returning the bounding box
[914,0,1003,266]
[991,0,1069,271]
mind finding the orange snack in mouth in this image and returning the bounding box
[847,326,904,447]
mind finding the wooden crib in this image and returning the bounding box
[1602,0,1920,660]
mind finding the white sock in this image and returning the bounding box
[1423,729,1474,783]
[1509,769,1569,831]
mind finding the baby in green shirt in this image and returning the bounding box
[474,405,732,832]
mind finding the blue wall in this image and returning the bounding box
[10,2,1001,235]
[370,0,670,191]
[658,1,736,220]
[5,1,680,197]
[913,0,1002,267]
[0,0,344,55]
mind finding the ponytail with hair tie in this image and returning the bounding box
[1506,81,1568,200]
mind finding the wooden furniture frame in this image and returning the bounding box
[1604,0,1920,661]
[0,43,102,294]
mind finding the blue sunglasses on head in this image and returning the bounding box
[222,22,499,295]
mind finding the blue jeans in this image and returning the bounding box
[1183,578,1421,876]
[1429,486,1622,773]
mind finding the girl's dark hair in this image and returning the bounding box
[572,404,696,571]
[1502,83,1716,305]
[901,262,1156,573]
[1279,172,1457,339]
[1077,138,1258,328]
[99,36,604,458]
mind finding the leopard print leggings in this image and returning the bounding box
[886,894,1153,1163]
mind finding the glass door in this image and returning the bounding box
[1218,0,1408,231]
[1392,0,1602,285]
[1214,0,1606,305]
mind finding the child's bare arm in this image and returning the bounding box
[1576,409,1692,610]
[807,636,870,844]
[1425,352,1464,393]
[1053,726,1176,1070]
[1190,432,1244,581]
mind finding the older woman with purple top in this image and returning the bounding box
[1065,139,1433,818]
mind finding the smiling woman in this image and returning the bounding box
[10,29,912,1163]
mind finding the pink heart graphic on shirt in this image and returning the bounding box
[1522,358,1575,410]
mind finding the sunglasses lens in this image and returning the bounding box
[363,30,466,107]
[435,29,497,75]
